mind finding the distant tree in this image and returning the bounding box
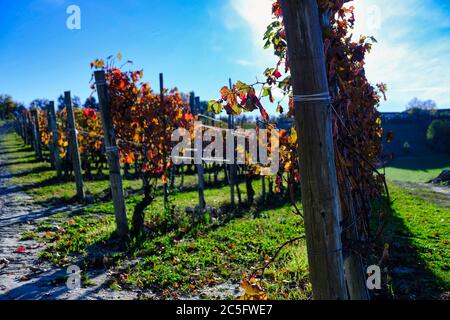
[0,94,17,119]
[29,98,49,110]
[84,96,99,110]
[57,94,81,110]
[406,97,437,112]
[57,94,65,110]
[72,96,81,108]
[427,120,450,153]
[16,103,27,113]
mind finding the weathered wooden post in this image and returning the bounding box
[26,113,32,146]
[48,101,62,179]
[19,114,25,142]
[261,176,266,201]
[280,0,348,300]
[193,96,206,211]
[46,104,55,167]
[31,108,43,161]
[227,79,236,206]
[160,73,170,207]
[65,91,85,200]
[227,78,243,206]
[94,71,129,240]
[22,114,27,144]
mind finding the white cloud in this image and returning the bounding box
[227,0,276,68]
[229,0,450,111]
[352,0,450,111]
[234,59,256,67]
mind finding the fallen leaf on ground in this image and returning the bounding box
[15,247,27,253]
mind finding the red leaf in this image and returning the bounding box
[15,247,27,253]
[273,69,282,79]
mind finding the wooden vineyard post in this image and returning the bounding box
[26,113,33,146]
[65,91,85,201]
[160,73,170,207]
[31,108,43,161]
[23,114,29,145]
[48,101,62,179]
[46,104,55,167]
[227,78,243,206]
[261,176,266,201]
[193,96,206,211]
[280,0,348,300]
[227,78,236,206]
[94,70,129,240]
[23,114,28,144]
[28,114,34,147]
[258,120,267,201]
[18,114,25,143]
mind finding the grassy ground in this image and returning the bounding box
[384,154,450,183]
[1,124,449,300]
[375,184,449,299]
[0,126,309,299]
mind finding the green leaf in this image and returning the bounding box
[230,103,242,115]
[208,100,223,114]
[262,87,272,98]
[264,68,275,77]
[235,81,252,94]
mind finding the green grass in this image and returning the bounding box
[0,131,144,203]
[1,129,264,207]
[384,154,450,183]
[2,123,449,300]
[1,125,308,299]
[377,183,450,299]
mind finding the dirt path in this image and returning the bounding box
[0,124,141,300]
[395,181,450,210]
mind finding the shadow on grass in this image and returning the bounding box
[53,190,299,285]
[386,154,450,172]
[0,158,41,169]
[373,196,449,300]
[0,165,51,180]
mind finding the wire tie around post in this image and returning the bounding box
[105,146,119,154]
[293,92,331,103]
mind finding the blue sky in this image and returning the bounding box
[0,0,449,113]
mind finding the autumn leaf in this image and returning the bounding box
[235,81,252,94]
[276,104,283,113]
[208,100,223,114]
[273,69,282,79]
[220,86,230,100]
[15,247,27,253]
[125,153,135,164]
[238,277,267,300]
[19,275,31,282]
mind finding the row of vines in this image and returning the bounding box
[13,0,389,300]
